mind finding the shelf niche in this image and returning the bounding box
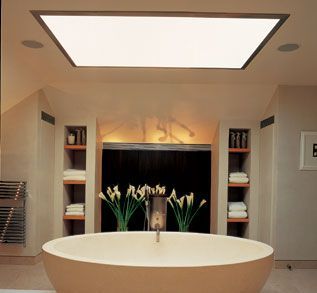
[63,126,87,237]
[227,128,251,239]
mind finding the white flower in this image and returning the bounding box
[99,192,107,201]
[112,185,121,200]
[107,187,115,202]
[186,193,194,207]
[127,186,132,197]
[177,196,185,209]
[115,190,121,200]
[170,189,177,200]
[199,199,207,208]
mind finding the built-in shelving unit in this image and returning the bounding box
[227,128,251,238]
[63,126,87,236]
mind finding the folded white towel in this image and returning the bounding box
[63,175,86,181]
[66,207,85,212]
[228,202,247,211]
[65,211,85,216]
[229,172,248,178]
[229,177,249,184]
[228,211,248,218]
[67,203,85,207]
[63,169,86,176]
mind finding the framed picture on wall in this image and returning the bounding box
[300,131,317,170]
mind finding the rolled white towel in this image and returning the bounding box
[228,211,248,219]
[63,175,86,181]
[66,207,85,212]
[63,169,86,176]
[228,202,247,211]
[65,211,85,216]
[229,177,249,184]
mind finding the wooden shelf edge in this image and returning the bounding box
[228,183,250,187]
[227,218,249,223]
[64,145,86,150]
[63,180,86,185]
[63,215,85,221]
[229,148,251,153]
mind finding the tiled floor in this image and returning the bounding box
[0,263,316,292]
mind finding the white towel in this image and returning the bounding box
[229,172,248,178]
[63,175,86,181]
[228,202,247,211]
[65,211,85,216]
[228,211,248,218]
[66,207,85,212]
[67,203,85,207]
[63,169,86,176]
[229,177,249,184]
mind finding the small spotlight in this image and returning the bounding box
[21,40,44,49]
[278,43,299,52]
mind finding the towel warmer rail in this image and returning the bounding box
[0,181,27,246]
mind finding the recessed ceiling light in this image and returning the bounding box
[277,43,299,52]
[21,40,44,48]
[31,11,289,69]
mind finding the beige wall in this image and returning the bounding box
[259,85,317,260]
[274,86,317,260]
[1,90,55,256]
[258,89,279,246]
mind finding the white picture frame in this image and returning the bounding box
[300,131,317,170]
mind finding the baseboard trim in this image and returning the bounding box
[275,260,317,269]
[0,253,42,265]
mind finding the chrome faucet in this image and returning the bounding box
[149,194,167,243]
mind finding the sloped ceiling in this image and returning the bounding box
[2,0,317,143]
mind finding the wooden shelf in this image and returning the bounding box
[64,145,86,150]
[63,215,85,221]
[227,218,249,223]
[229,148,250,153]
[228,183,250,188]
[63,180,86,185]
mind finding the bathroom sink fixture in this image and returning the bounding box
[42,232,273,293]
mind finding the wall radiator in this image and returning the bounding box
[0,181,27,246]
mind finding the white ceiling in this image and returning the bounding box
[2,0,317,143]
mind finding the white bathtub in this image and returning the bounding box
[42,232,273,293]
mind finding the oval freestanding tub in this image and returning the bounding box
[42,232,273,293]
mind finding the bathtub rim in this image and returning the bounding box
[42,231,274,268]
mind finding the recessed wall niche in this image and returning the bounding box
[101,143,211,233]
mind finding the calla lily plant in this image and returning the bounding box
[99,185,146,231]
[168,190,207,232]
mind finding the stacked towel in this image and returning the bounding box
[229,172,249,184]
[228,201,247,211]
[228,202,248,218]
[65,203,85,216]
[228,211,248,218]
[63,169,86,181]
